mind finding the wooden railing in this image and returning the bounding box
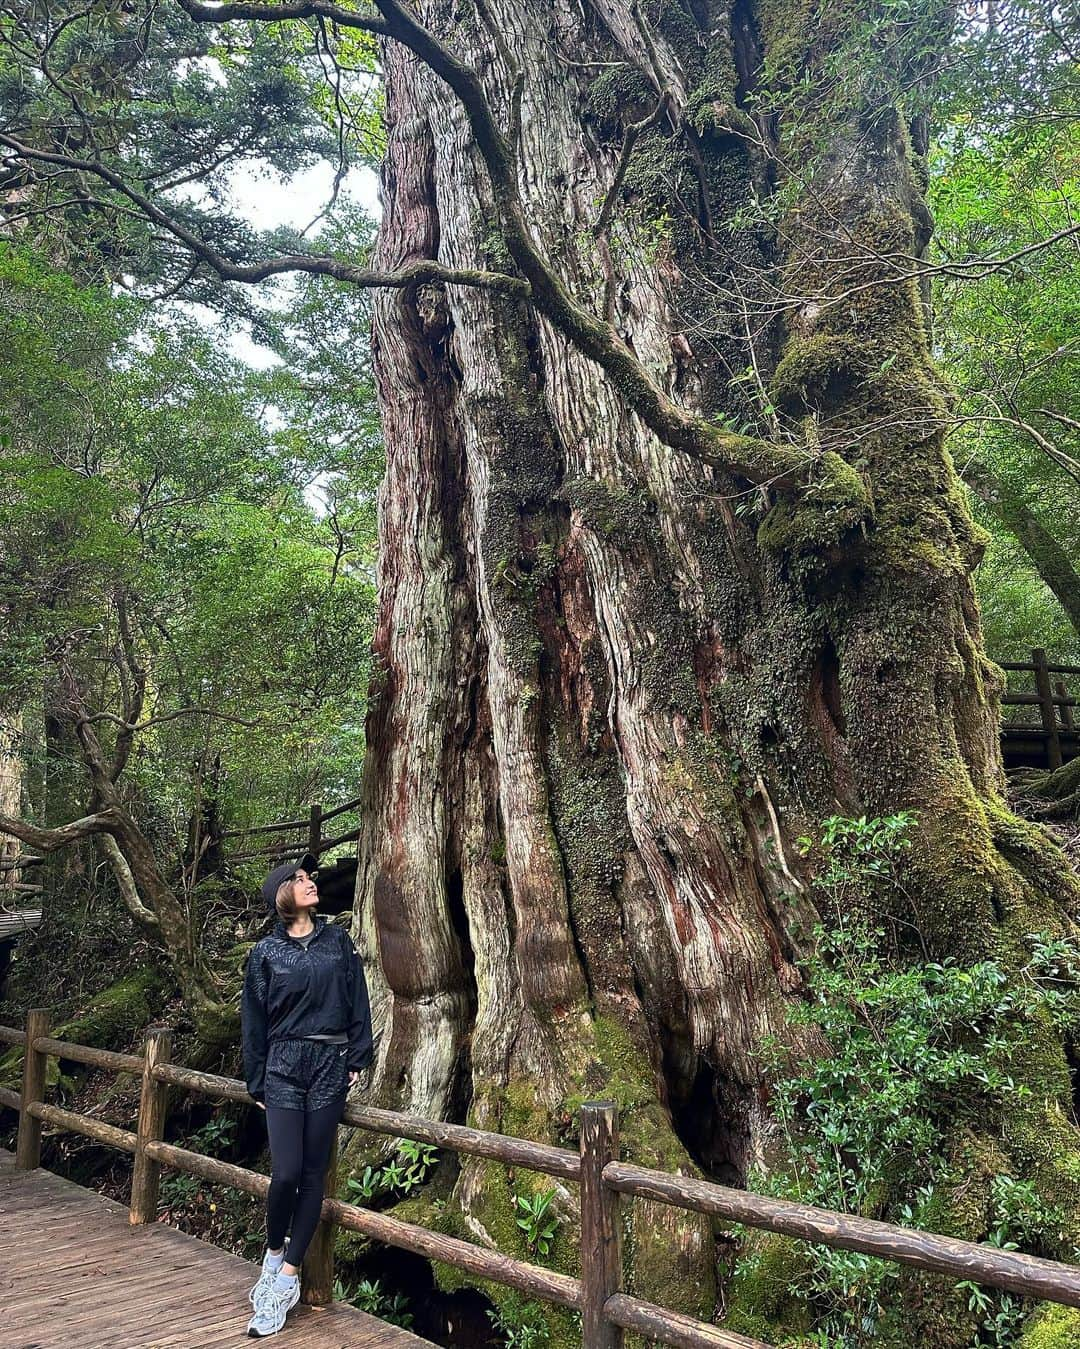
[1001,648,1080,770]
[3,1013,1080,1348]
[221,796,363,864]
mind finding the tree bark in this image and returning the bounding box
[0,713,24,881]
[352,0,1080,1335]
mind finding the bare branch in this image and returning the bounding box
[1035,408,1080,436]
[98,833,162,932]
[175,0,387,33]
[592,90,673,239]
[0,133,530,298]
[0,810,121,851]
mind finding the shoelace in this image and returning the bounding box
[253,1280,293,1312]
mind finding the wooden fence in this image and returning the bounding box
[1001,648,1080,771]
[3,1014,1080,1347]
[220,796,363,865]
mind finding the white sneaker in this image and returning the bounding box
[247,1277,300,1337]
[249,1251,285,1305]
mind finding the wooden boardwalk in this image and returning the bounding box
[0,1151,438,1349]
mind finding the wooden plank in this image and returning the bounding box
[0,907,43,938]
[603,1161,1080,1308]
[0,1150,439,1349]
[0,1022,27,1046]
[28,1099,138,1153]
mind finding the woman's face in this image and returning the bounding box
[292,868,319,911]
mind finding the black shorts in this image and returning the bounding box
[263,1039,349,1111]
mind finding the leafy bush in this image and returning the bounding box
[750,813,1080,1344]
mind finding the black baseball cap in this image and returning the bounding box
[261,853,319,912]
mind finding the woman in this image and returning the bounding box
[241,853,373,1338]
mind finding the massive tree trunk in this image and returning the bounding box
[351,0,1080,1336]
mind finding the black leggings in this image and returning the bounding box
[265,1099,344,1267]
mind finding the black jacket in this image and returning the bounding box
[241,915,373,1101]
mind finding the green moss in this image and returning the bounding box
[770,333,874,414]
[584,66,654,134]
[55,966,168,1048]
[0,966,168,1089]
[1019,1304,1080,1348]
[756,451,872,555]
[722,1235,812,1341]
[758,0,817,84]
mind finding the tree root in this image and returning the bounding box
[1011,757,1080,816]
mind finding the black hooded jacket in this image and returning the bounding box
[241,915,373,1101]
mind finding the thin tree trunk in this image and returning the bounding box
[965,456,1080,638]
[0,712,22,877]
[352,1,1080,1336]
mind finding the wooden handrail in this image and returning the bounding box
[603,1161,1080,1310]
[220,796,361,842]
[4,1015,1080,1348]
[998,649,1080,770]
[319,797,363,825]
[1001,661,1080,676]
[32,1036,143,1074]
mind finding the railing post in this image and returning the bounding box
[16,1007,49,1170]
[301,1129,337,1306]
[130,1025,173,1224]
[1033,648,1063,770]
[308,803,323,859]
[580,1102,623,1349]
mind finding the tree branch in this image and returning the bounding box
[166,0,817,487]
[175,0,388,32]
[98,833,162,933]
[0,133,530,298]
[592,90,673,238]
[0,810,121,852]
[111,592,147,783]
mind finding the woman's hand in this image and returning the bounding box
[348,1070,360,1087]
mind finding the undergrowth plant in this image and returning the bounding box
[334,1276,413,1328]
[346,1138,438,1203]
[752,812,1080,1346]
[514,1188,560,1257]
[487,1294,551,1349]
